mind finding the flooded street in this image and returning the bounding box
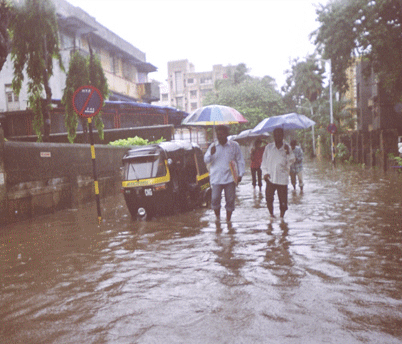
[1,159,402,344]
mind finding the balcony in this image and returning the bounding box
[105,71,138,99]
[137,82,160,103]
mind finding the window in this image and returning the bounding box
[176,97,183,109]
[125,155,166,180]
[188,78,194,84]
[200,77,212,84]
[110,53,115,73]
[190,90,197,99]
[5,84,20,111]
[201,89,212,96]
[7,92,13,103]
[161,93,168,101]
[175,71,183,93]
[191,102,198,110]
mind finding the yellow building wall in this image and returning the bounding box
[97,47,139,99]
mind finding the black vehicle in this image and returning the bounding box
[121,140,211,219]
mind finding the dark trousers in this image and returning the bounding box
[265,180,288,216]
[251,167,262,187]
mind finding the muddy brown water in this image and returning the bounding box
[1,160,401,343]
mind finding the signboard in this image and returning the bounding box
[327,123,337,134]
[40,152,51,158]
[72,85,103,118]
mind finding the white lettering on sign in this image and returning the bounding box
[40,152,51,158]
[0,173,4,185]
[82,89,91,93]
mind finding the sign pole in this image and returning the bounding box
[88,117,102,224]
[72,85,103,225]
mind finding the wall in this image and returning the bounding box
[8,125,174,144]
[0,134,129,225]
[346,129,399,171]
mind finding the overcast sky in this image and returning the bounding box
[66,0,323,88]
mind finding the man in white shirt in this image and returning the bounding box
[261,128,295,219]
[204,125,245,221]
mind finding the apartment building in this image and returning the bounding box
[153,82,170,108]
[0,0,180,138]
[167,60,235,113]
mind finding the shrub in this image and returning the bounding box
[335,142,350,162]
[109,136,165,147]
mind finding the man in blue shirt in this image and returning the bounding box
[204,125,245,221]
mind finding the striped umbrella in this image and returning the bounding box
[182,105,248,126]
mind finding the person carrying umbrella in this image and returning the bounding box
[261,128,295,219]
[204,125,245,221]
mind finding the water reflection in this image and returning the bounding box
[213,220,248,285]
[252,188,265,209]
[1,160,402,343]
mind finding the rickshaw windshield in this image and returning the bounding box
[125,155,166,180]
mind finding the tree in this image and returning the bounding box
[204,65,284,132]
[9,0,62,142]
[61,49,109,143]
[282,55,355,158]
[0,0,12,72]
[311,0,402,102]
[62,52,88,143]
[282,54,325,108]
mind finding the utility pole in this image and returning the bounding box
[328,59,335,165]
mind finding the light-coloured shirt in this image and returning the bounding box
[290,146,303,174]
[261,142,295,185]
[204,139,245,185]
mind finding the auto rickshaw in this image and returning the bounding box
[121,140,211,219]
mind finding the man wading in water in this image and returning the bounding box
[204,125,245,221]
[261,128,295,219]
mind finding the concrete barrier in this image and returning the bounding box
[0,134,128,225]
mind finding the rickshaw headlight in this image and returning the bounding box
[138,208,146,217]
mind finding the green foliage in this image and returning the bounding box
[61,52,109,143]
[0,0,12,72]
[203,65,284,133]
[312,0,402,102]
[335,142,350,162]
[109,136,165,147]
[89,54,108,140]
[388,153,402,172]
[282,54,325,107]
[62,52,88,143]
[283,55,356,158]
[9,0,62,141]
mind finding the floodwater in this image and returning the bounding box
[1,159,402,344]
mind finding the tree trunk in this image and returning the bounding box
[42,36,51,142]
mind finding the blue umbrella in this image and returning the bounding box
[233,129,270,144]
[251,113,315,134]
